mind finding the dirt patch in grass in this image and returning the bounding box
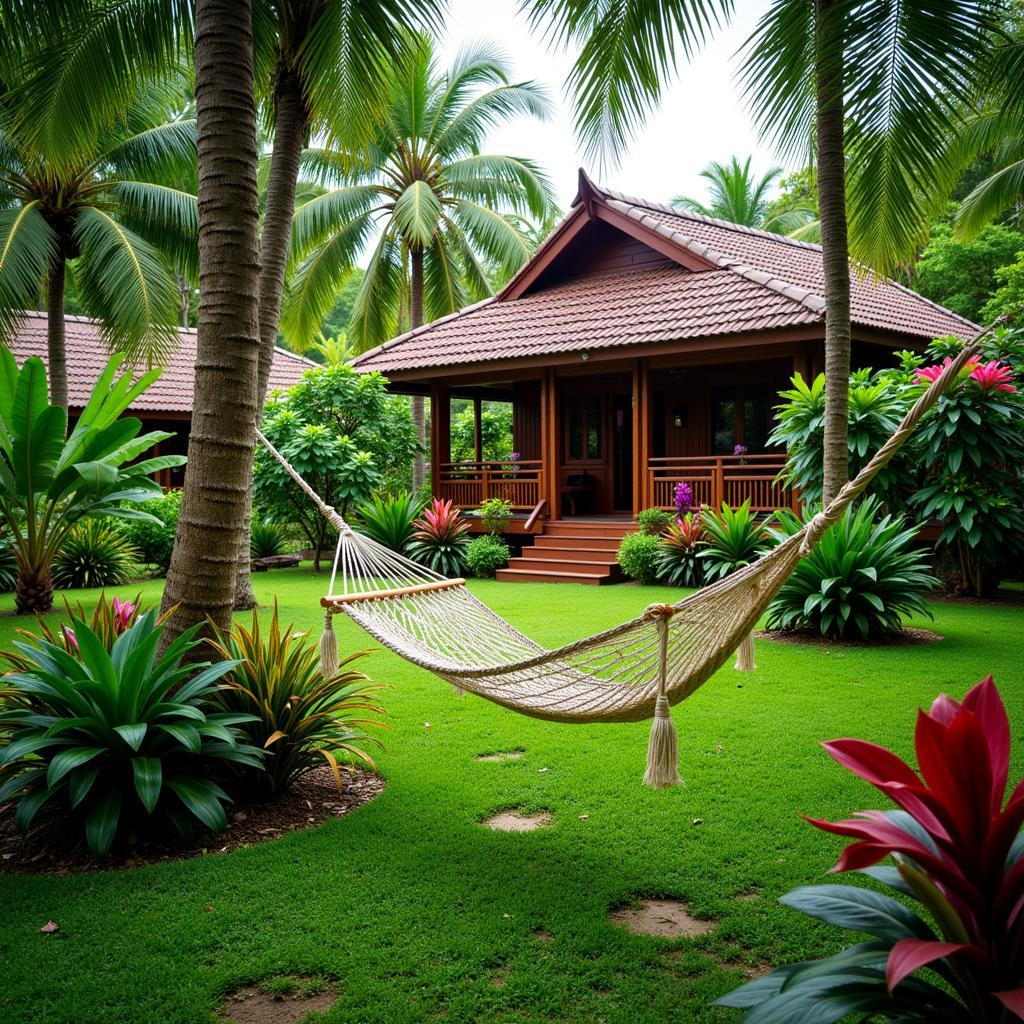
[475,749,525,762]
[609,899,716,938]
[756,626,942,648]
[220,977,336,1024]
[482,808,552,832]
[0,766,384,876]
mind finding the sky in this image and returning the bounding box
[438,0,798,213]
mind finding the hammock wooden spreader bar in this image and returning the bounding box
[256,329,988,787]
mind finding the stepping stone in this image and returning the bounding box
[482,809,552,832]
[609,899,716,938]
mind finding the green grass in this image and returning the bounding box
[2,570,1022,1023]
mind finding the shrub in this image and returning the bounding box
[250,517,289,559]
[716,675,1024,1022]
[617,532,662,585]
[0,537,17,593]
[121,488,182,573]
[354,492,424,552]
[657,512,706,587]
[0,352,185,612]
[407,498,470,576]
[466,535,510,578]
[0,611,262,855]
[52,520,138,590]
[636,507,671,536]
[208,606,384,796]
[766,499,938,639]
[699,501,770,582]
[478,496,513,535]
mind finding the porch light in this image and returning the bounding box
[580,350,590,361]
[673,404,688,430]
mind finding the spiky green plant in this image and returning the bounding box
[208,605,385,796]
[699,501,771,582]
[353,492,425,553]
[52,520,138,590]
[249,518,289,560]
[766,499,938,640]
[406,498,470,576]
[657,512,706,588]
[0,611,262,855]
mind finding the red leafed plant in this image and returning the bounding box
[716,675,1024,1022]
[406,498,470,576]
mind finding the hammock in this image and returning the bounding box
[258,338,982,786]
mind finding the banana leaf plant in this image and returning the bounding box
[716,676,1024,1022]
[0,350,186,612]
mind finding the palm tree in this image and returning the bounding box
[158,0,263,647]
[0,85,197,407]
[672,155,815,235]
[740,0,998,501]
[281,32,555,487]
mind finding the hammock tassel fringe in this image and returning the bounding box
[734,632,756,672]
[644,694,682,789]
[320,610,339,678]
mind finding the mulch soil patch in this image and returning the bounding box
[0,765,383,876]
[756,626,943,648]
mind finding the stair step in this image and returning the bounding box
[507,556,621,576]
[519,545,620,563]
[545,522,635,537]
[496,567,611,585]
[533,535,625,550]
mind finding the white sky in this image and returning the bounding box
[438,0,796,212]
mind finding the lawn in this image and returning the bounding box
[2,570,1022,1024]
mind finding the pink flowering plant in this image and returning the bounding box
[657,511,706,587]
[407,498,470,576]
[716,676,1024,1022]
[910,332,1024,595]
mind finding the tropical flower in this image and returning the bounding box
[969,359,1017,393]
[111,597,137,633]
[733,443,748,457]
[673,480,693,515]
[915,355,979,386]
[62,626,78,651]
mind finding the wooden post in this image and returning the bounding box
[473,396,483,463]
[713,457,725,510]
[541,369,560,520]
[430,381,450,498]
[635,359,648,517]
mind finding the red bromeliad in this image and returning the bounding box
[716,676,1024,1022]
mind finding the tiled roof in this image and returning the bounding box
[355,177,976,376]
[6,311,314,413]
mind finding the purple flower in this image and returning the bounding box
[112,597,137,633]
[673,480,693,515]
[509,451,520,461]
[733,444,748,457]
[63,626,78,652]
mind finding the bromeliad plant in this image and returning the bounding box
[766,499,938,639]
[407,498,470,576]
[699,501,771,582]
[208,606,385,796]
[0,351,186,612]
[0,611,262,856]
[716,676,1024,1022]
[658,512,706,588]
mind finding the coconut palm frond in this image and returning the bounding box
[0,202,56,339]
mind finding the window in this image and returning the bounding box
[711,387,738,455]
[711,383,776,454]
[566,396,602,460]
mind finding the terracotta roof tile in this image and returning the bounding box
[355,179,976,375]
[6,312,313,412]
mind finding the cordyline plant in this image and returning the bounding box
[717,676,1024,1022]
[0,351,186,612]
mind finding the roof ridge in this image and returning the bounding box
[593,183,825,253]
[352,296,497,367]
[602,197,826,319]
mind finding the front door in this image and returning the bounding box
[611,392,632,512]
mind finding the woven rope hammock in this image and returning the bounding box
[258,336,983,787]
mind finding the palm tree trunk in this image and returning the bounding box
[46,254,68,409]
[410,246,426,491]
[159,0,262,648]
[234,65,308,610]
[815,0,851,506]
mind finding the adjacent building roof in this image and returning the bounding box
[355,172,976,377]
[8,311,313,413]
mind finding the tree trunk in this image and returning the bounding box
[410,247,426,491]
[177,272,191,327]
[15,564,53,615]
[159,0,262,648]
[234,65,309,610]
[46,254,68,409]
[815,0,851,506]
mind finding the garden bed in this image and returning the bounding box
[0,765,384,876]
[756,626,943,647]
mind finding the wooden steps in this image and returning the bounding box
[496,519,635,584]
